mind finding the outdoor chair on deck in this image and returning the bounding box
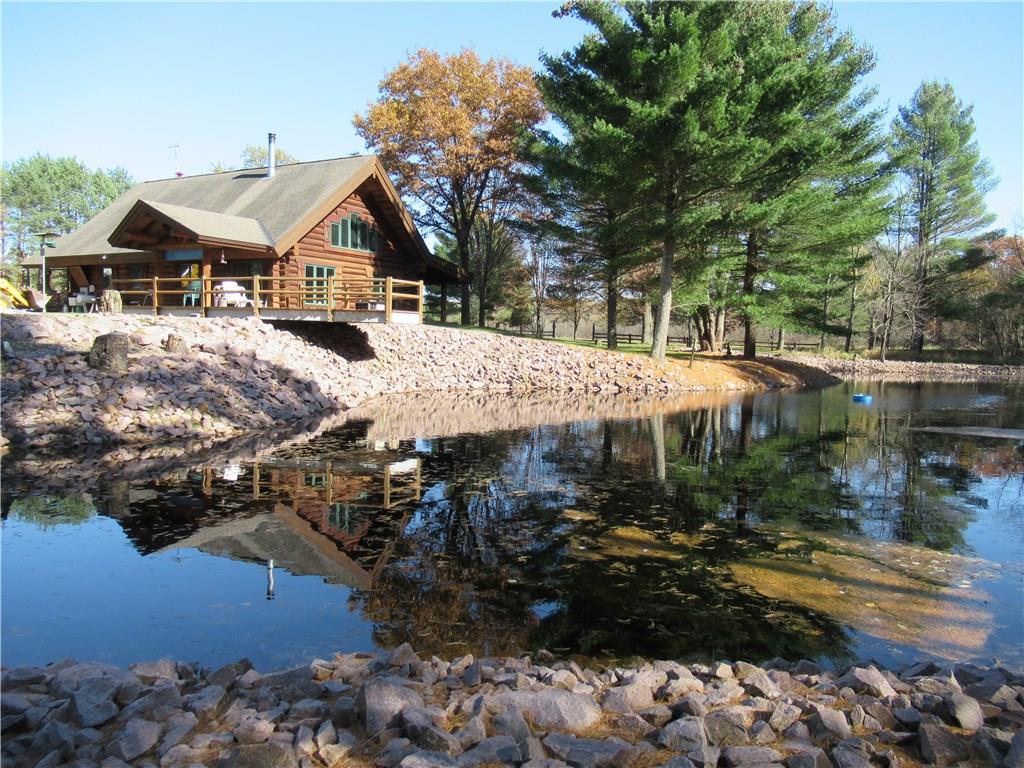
[183,280,202,307]
[213,280,253,308]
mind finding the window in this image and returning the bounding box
[329,219,350,249]
[304,264,335,306]
[128,264,147,280]
[304,473,327,488]
[227,260,266,278]
[331,213,377,253]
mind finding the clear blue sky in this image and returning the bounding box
[2,2,1021,232]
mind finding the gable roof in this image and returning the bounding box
[38,155,466,282]
[111,199,275,249]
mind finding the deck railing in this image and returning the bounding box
[108,275,424,323]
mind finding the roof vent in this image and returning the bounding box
[267,133,276,179]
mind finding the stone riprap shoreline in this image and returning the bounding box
[2,649,1022,768]
[0,314,826,452]
[783,355,1023,383]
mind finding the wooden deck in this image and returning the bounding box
[110,275,424,324]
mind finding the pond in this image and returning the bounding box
[2,381,1022,672]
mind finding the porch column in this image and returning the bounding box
[201,250,213,315]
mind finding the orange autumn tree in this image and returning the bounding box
[354,48,545,325]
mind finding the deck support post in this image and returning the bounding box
[151,275,159,316]
[418,280,424,324]
[385,276,393,324]
[252,277,261,318]
[201,254,212,317]
[326,278,334,322]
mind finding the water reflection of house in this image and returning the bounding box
[113,446,423,590]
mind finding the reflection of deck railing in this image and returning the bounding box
[108,275,424,323]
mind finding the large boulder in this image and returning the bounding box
[88,332,132,373]
[356,677,425,734]
[488,690,602,734]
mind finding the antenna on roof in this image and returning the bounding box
[169,143,185,177]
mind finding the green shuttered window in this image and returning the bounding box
[330,213,377,253]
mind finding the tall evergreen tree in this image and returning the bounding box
[890,81,996,352]
[542,1,763,360]
[725,2,889,357]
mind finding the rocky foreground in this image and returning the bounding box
[0,314,816,451]
[2,648,1022,768]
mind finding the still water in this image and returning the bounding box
[2,381,1022,671]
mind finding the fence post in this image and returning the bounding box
[252,276,260,318]
[551,320,556,338]
[384,276,393,324]
[592,323,596,343]
[151,275,159,316]
[418,280,425,324]
[326,277,334,322]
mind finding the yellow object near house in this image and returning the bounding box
[0,278,29,308]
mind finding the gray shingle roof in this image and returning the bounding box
[128,200,274,247]
[38,155,373,261]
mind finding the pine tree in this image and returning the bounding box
[725,2,889,357]
[890,81,996,352]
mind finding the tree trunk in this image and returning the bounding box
[457,235,471,326]
[642,301,653,345]
[651,195,676,361]
[776,326,785,351]
[844,279,858,353]
[606,266,618,350]
[742,233,758,359]
[478,293,487,328]
[713,308,725,352]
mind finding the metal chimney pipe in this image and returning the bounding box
[267,133,276,178]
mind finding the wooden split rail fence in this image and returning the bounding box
[108,275,424,323]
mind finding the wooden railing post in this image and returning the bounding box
[252,276,260,317]
[418,280,424,324]
[151,275,159,316]
[326,278,334,322]
[384,276,393,324]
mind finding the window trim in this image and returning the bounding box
[327,212,379,254]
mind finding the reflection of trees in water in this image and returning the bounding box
[352,387,1005,661]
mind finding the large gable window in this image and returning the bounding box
[330,213,378,253]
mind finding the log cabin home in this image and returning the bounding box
[24,145,466,324]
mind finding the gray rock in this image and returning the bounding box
[463,663,482,688]
[659,716,709,751]
[830,745,872,768]
[315,719,337,749]
[750,721,777,745]
[522,761,568,768]
[401,751,459,768]
[71,676,120,727]
[294,726,316,755]
[613,712,655,741]
[52,663,136,699]
[236,716,275,745]
[2,666,48,689]
[88,334,132,373]
[330,697,356,728]
[835,667,896,698]
[218,742,298,768]
[34,750,63,768]
[807,707,851,745]
[721,746,783,766]
[454,715,486,750]
[663,758,695,768]
[1005,731,1024,768]
[121,684,183,722]
[965,683,1024,711]
[943,693,984,731]
[31,720,76,759]
[893,707,922,729]
[783,747,831,768]
[184,685,227,721]
[783,722,811,743]
[768,704,802,733]
[457,736,521,767]
[743,672,782,701]
[704,708,751,747]
[791,661,823,677]
[542,733,630,768]
[129,660,178,686]
[357,678,425,734]
[108,718,161,762]
[687,745,721,768]
[209,659,253,690]
[390,644,419,668]
[918,724,969,766]
[488,690,602,733]
[378,738,418,768]
[289,698,326,720]
[492,707,532,748]
[318,731,357,767]
[639,705,673,727]
[705,682,746,707]
[157,711,198,756]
